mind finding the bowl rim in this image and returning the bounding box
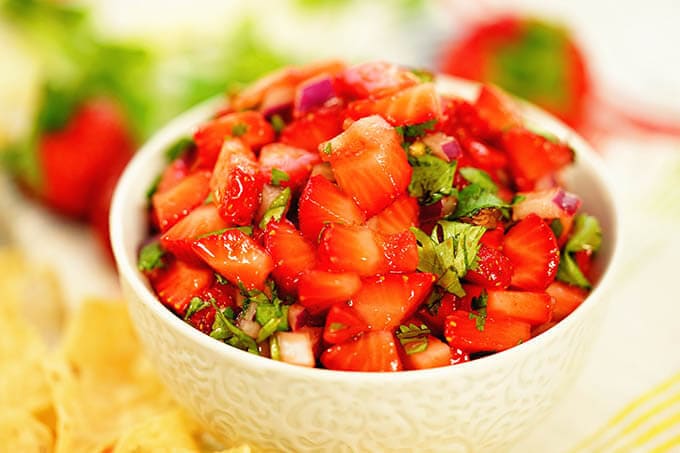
[110,74,624,383]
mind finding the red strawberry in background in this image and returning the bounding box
[439,15,590,128]
[38,98,135,219]
[438,14,680,139]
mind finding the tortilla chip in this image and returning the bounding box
[113,409,200,453]
[0,248,64,342]
[217,446,253,453]
[0,287,52,417]
[0,407,53,452]
[58,299,139,379]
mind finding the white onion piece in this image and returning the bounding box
[512,187,581,221]
[238,319,261,339]
[276,332,315,367]
[287,303,308,331]
[295,75,335,114]
[256,184,286,222]
[310,162,335,181]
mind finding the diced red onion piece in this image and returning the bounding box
[295,75,335,114]
[552,189,582,216]
[419,200,443,224]
[276,332,315,367]
[423,133,461,162]
[287,303,308,331]
[513,187,580,221]
[441,139,462,160]
[260,84,294,117]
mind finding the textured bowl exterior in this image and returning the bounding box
[111,77,622,452]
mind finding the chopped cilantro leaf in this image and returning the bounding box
[197,225,253,240]
[410,68,435,83]
[550,219,564,238]
[214,273,229,285]
[564,214,602,254]
[165,137,194,162]
[259,187,291,229]
[204,193,214,205]
[185,297,211,320]
[396,119,437,139]
[322,142,332,155]
[452,183,509,219]
[512,194,526,205]
[556,214,602,288]
[328,322,346,332]
[408,154,457,205]
[459,167,498,193]
[396,323,431,355]
[411,221,485,297]
[137,242,165,271]
[269,335,281,360]
[146,174,161,202]
[469,290,488,331]
[209,299,258,354]
[556,254,591,288]
[270,114,285,133]
[231,122,248,137]
[271,168,290,187]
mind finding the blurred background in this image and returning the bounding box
[1,0,679,451]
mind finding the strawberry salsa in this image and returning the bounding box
[138,60,602,372]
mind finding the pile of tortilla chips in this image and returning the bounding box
[0,249,250,453]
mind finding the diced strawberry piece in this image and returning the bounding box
[160,204,229,262]
[323,302,369,345]
[440,98,496,142]
[464,244,513,289]
[298,270,362,315]
[186,282,237,335]
[323,115,412,216]
[502,127,574,190]
[259,143,321,191]
[210,139,263,226]
[321,330,403,372]
[456,284,486,312]
[503,214,560,290]
[148,259,214,316]
[417,293,459,337]
[192,229,273,290]
[264,220,317,294]
[381,230,419,273]
[474,84,521,133]
[298,175,365,241]
[480,225,505,250]
[486,290,552,325]
[444,311,531,353]
[318,224,385,276]
[546,281,587,321]
[336,61,419,99]
[232,60,346,111]
[462,138,509,173]
[280,105,346,153]
[152,170,212,231]
[194,111,275,168]
[351,273,435,331]
[401,335,453,370]
[450,347,471,365]
[366,194,419,235]
[156,154,192,195]
[276,331,316,368]
[573,249,593,279]
[346,83,442,126]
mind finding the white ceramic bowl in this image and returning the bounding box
[111,76,622,453]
